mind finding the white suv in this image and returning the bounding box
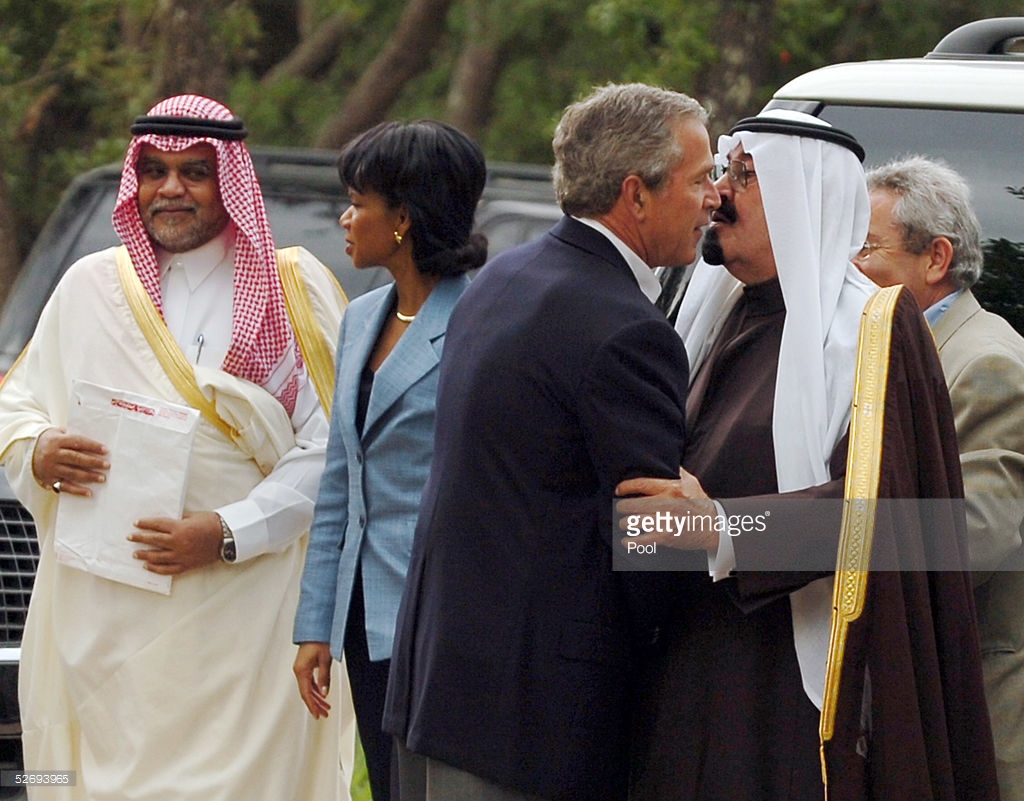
[762,16,1024,333]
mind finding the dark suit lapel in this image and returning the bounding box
[549,215,633,274]
[362,274,468,434]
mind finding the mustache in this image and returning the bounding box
[712,197,738,224]
[149,203,196,214]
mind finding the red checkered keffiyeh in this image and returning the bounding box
[112,94,302,417]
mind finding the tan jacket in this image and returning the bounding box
[933,288,1024,800]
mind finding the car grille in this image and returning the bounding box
[0,500,38,647]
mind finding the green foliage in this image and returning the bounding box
[774,0,850,68]
[0,0,151,256]
[976,237,1024,335]
[218,2,264,59]
[772,0,1022,82]
[230,72,342,147]
[0,0,69,71]
[4,0,1024,270]
[584,0,715,92]
[428,0,716,162]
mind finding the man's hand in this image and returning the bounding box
[616,467,720,551]
[32,428,109,497]
[128,511,223,575]
[293,642,332,719]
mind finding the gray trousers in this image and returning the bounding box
[395,739,548,801]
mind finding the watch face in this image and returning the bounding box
[222,539,237,563]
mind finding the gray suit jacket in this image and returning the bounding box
[933,288,1024,797]
[294,274,469,661]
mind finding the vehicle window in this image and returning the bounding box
[261,193,389,298]
[47,190,566,301]
[816,105,1024,333]
[69,190,120,262]
[474,201,562,255]
[39,187,391,300]
[0,166,560,375]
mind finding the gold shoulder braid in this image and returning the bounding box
[819,284,902,795]
[275,246,338,419]
[115,246,239,442]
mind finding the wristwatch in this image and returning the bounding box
[218,514,237,563]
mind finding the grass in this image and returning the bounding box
[350,736,372,801]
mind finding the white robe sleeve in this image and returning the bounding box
[216,374,328,561]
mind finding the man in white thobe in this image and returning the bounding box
[0,94,353,800]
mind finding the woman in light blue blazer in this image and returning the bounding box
[293,120,487,801]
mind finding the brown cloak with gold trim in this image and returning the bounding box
[630,284,998,801]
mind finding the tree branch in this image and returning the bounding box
[444,0,511,140]
[314,0,457,149]
[446,41,509,141]
[0,168,22,308]
[153,0,231,99]
[261,13,355,85]
[695,0,778,134]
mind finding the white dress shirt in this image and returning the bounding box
[156,226,329,562]
[576,217,664,302]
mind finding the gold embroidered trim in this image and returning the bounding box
[276,246,340,419]
[115,246,239,442]
[0,341,31,391]
[819,284,902,790]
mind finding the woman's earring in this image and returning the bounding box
[394,231,403,245]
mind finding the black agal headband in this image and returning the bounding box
[130,114,248,141]
[729,116,865,163]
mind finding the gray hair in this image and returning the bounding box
[865,155,984,289]
[552,83,708,217]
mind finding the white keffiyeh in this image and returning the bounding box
[676,109,879,708]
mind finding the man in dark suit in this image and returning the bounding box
[384,82,720,801]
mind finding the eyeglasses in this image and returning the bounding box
[714,158,756,190]
[728,160,756,189]
[716,158,757,192]
[855,241,900,261]
[857,233,958,261]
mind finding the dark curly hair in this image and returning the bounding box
[337,120,488,276]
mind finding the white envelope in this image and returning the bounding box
[54,380,200,594]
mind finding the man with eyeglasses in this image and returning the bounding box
[0,95,350,800]
[619,111,998,800]
[857,155,1024,801]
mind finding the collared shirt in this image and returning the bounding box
[575,217,663,303]
[924,289,963,329]
[574,217,734,575]
[157,226,235,369]
[156,226,328,562]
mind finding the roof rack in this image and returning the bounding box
[926,17,1024,60]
